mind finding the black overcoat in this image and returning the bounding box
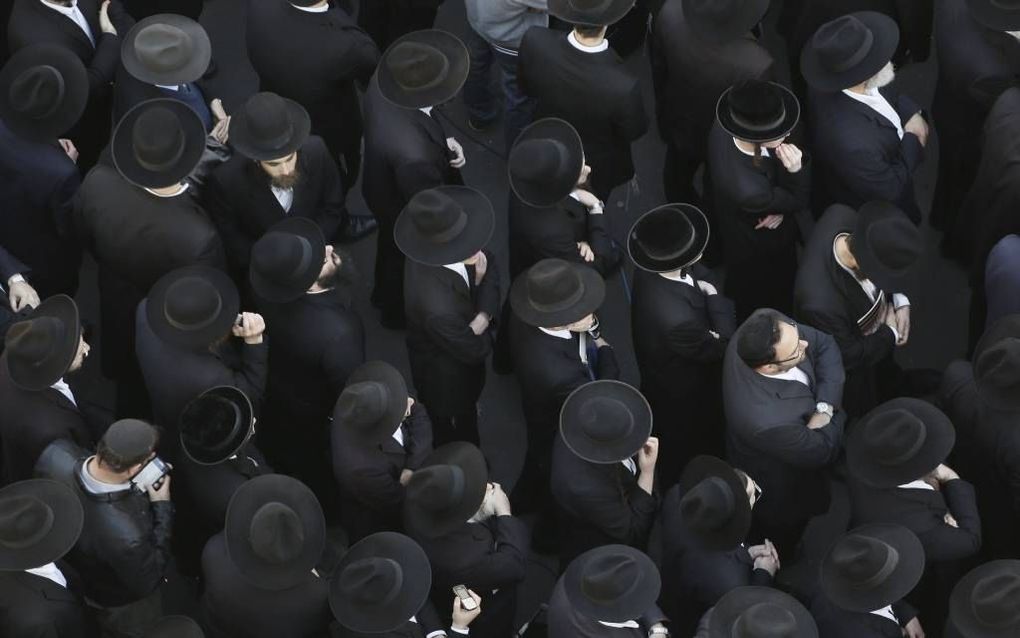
[0,566,97,638]
[507,195,619,279]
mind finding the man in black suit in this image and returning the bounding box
[803,12,930,223]
[794,202,922,417]
[399,187,499,446]
[359,0,444,50]
[361,32,469,329]
[331,361,433,541]
[629,204,735,483]
[518,0,648,200]
[248,219,364,517]
[0,243,39,312]
[723,308,846,556]
[246,0,379,192]
[650,0,773,207]
[207,93,349,279]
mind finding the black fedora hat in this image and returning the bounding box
[627,203,710,273]
[112,98,206,189]
[851,201,923,292]
[0,479,83,571]
[508,118,585,208]
[510,258,606,328]
[333,361,409,447]
[329,532,432,633]
[710,586,819,638]
[549,0,635,26]
[968,0,1020,30]
[973,315,1020,411]
[801,12,900,92]
[847,397,956,488]
[179,386,255,466]
[403,442,488,538]
[682,0,770,42]
[950,560,1020,638]
[562,545,660,622]
[4,294,80,391]
[676,455,752,551]
[0,43,88,142]
[559,380,651,464]
[121,14,211,86]
[394,186,495,266]
[821,524,925,613]
[225,474,326,590]
[145,616,204,638]
[146,266,240,350]
[377,30,469,109]
[229,92,311,161]
[717,80,801,144]
[250,217,327,303]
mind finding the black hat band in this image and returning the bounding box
[878,426,927,466]
[830,28,874,73]
[425,210,468,244]
[529,278,585,313]
[850,545,900,590]
[164,295,223,332]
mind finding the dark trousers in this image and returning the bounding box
[461,28,535,152]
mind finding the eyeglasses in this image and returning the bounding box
[770,321,805,365]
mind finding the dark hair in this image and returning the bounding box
[96,429,160,473]
[736,310,784,367]
[573,23,605,38]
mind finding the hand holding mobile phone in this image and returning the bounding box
[452,584,478,611]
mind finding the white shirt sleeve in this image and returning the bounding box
[892,293,910,308]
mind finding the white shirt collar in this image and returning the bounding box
[539,327,572,340]
[841,87,904,139]
[659,270,694,286]
[40,0,79,17]
[898,479,935,491]
[761,366,810,387]
[392,423,405,447]
[733,138,770,158]
[870,605,899,623]
[620,457,637,475]
[145,182,189,198]
[419,106,434,116]
[567,31,609,53]
[50,377,77,407]
[270,184,294,212]
[79,457,131,494]
[25,562,67,588]
[598,620,640,628]
[443,262,470,287]
[291,2,329,12]
[39,0,94,45]
[155,83,180,92]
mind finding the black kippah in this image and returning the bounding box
[103,419,157,458]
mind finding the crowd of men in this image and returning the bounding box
[2,0,1020,636]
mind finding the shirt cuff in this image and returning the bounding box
[892,293,910,309]
[449,627,471,636]
[425,631,448,638]
[7,274,25,286]
[887,324,900,342]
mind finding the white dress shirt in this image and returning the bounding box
[25,562,68,588]
[733,139,771,158]
[539,327,590,365]
[898,479,935,491]
[145,183,190,198]
[271,185,295,212]
[842,88,904,139]
[870,605,899,624]
[762,366,810,387]
[392,423,405,447]
[291,2,329,12]
[831,233,909,341]
[50,378,77,407]
[598,619,641,628]
[567,31,609,53]
[621,457,637,475]
[659,270,695,287]
[40,0,94,46]
[443,262,471,288]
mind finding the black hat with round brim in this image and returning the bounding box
[179,386,255,466]
[121,14,211,86]
[146,265,240,350]
[377,30,469,109]
[250,217,327,303]
[968,0,1020,31]
[0,479,83,571]
[403,442,488,538]
[559,380,651,464]
[225,474,326,591]
[4,294,80,391]
[145,616,204,638]
[229,92,311,162]
[801,12,900,92]
[562,545,660,623]
[329,532,432,634]
[682,0,770,42]
[717,80,801,144]
[851,201,923,293]
[627,203,710,273]
[510,259,605,328]
[0,44,88,143]
[394,186,495,266]
[333,361,410,447]
[710,586,819,638]
[112,98,206,189]
[676,455,752,551]
[950,559,1020,638]
[549,0,636,26]
[508,118,585,208]
[973,314,1020,411]
[821,524,925,613]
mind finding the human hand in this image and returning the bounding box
[399,469,414,486]
[755,214,785,230]
[451,590,482,630]
[697,280,718,296]
[146,472,171,502]
[99,0,117,34]
[572,188,601,209]
[490,482,512,516]
[933,463,960,483]
[577,241,595,263]
[638,437,659,473]
[894,305,910,345]
[904,113,929,146]
[775,143,803,173]
[807,411,832,430]
[232,312,266,344]
[753,547,780,576]
[447,137,466,168]
[747,544,770,559]
[944,513,958,528]
[8,278,40,311]
[903,617,925,638]
[405,396,415,417]
[469,312,491,336]
[466,251,487,284]
[58,139,79,163]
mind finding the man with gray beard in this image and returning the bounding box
[801,12,930,224]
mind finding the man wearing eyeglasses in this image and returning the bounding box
[722,308,847,557]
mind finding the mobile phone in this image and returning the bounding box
[131,456,169,493]
[452,584,477,611]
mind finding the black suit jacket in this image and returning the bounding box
[176,443,270,531]
[810,591,918,638]
[207,136,347,273]
[547,578,668,638]
[109,64,215,128]
[0,566,96,638]
[507,195,618,278]
[808,87,925,222]
[518,26,647,195]
[333,600,445,638]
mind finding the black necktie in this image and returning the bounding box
[465,264,477,294]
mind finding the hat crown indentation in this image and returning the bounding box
[732,602,799,638]
[578,396,634,443]
[971,573,1020,627]
[864,410,928,467]
[0,496,55,549]
[409,190,468,243]
[248,502,305,565]
[245,93,295,150]
[681,477,737,532]
[813,15,876,74]
[386,42,450,93]
[509,139,570,186]
[6,317,65,369]
[252,232,314,284]
[337,381,391,429]
[132,107,187,172]
[525,260,586,314]
[135,23,193,73]
[340,557,405,605]
[163,276,224,333]
[831,534,900,589]
[633,209,696,262]
[413,464,467,512]
[9,65,64,120]
[580,554,641,604]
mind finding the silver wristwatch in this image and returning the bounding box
[815,402,834,418]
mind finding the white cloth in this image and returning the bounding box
[392,424,405,447]
[870,605,899,624]
[733,139,771,158]
[155,84,181,92]
[40,0,94,46]
[842,88,904,139]
[567,31,609,53]
[443,262,471,288]
[419,106,434,116]
[539,327,572,339]
[25,562,68,588]
[407,615,458,638]
[271,185,294,212]
[538,327,588,364]
[145,183,189,198]
[898,479,936,491]
[50,378,77,407]
[79,457,131,494]
[291,2,329,12]
[598,620,641,628]
[621,457,637,475]
[659,270,695,286]
[763,366,810,387]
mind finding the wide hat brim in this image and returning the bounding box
[510,263,606,327]
[334,361,409,447]
[950,559,1020,638]
[403,442,488,538]
[847,397,955,488]
[121,14,211,86]
[508,118,585,208]
[676,455,752,551]
[179,385,255,466]
[627,203,711,273]
[329,532,432,633]
[250,217,326,303]
[5,294,80,392]
[563,545,660,623]
[682,0,770,41]
[0,479,84,571]
[710,586,818,638]
[112,98,207,189]
[559,380,651,463]
[800,11,899,92]
[229,97,311,161]
[973,314,1020,411]
[377,30,469,109]
[716,83,801,143]
[821,524,925,613]
[968,0,1020,30]
[146,265,240,350]
[225,474,326,591]
[852,201,922,292]
[394,186,495,266]
[0,44,88,142]
[549,0,636,26]
[145,615,205,638]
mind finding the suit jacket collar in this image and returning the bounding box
[835,89,901,134]
[10,570,81,603]
[30,0,98,48]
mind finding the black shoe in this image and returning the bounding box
[339,216,378,243]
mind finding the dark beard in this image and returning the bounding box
[270,170,300,190]
[316,248,357,304]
